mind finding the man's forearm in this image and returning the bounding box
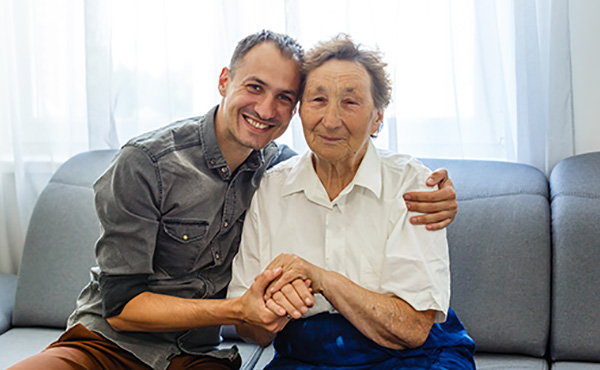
[321,270,436,350]
[235,323,277,348]
[106,291,244,332]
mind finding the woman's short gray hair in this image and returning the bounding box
[302,34,392,113]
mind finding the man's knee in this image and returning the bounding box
[7,347,91,370]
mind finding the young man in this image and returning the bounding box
[9,30,457,370]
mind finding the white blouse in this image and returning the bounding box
[227,141,450,322]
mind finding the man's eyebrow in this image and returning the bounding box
[246,76,297,97]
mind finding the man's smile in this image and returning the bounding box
[244,114,274,131]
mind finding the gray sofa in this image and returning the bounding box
[1,149,599,369]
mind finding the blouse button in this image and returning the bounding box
[182,234,189,241]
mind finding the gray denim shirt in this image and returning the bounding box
[68,106,293,370]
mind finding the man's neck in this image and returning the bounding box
[214,107,253,172]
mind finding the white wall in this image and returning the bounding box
[570,0,600,155]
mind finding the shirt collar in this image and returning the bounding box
[282,141,382,203]
[199,105,264,176]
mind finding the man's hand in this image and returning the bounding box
[239,268,289,333]
[403,168,457,230]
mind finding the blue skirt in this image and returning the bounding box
[264,308,475,369]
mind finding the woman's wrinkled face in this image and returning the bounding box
[300,59,382,166]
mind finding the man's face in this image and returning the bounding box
[216,42,301,152]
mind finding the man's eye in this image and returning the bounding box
[279,95,293,102]
[248,84,261,92]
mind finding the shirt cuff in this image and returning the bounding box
[98,274,149,318]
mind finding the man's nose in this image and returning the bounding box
[255,95,277,121]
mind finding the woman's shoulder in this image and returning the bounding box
[376,148,432,176]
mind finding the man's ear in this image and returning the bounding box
[218,67,230,97]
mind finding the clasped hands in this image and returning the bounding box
[242,253,322,334]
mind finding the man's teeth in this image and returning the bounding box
[246,117,270,129]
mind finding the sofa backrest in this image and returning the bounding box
[549,152,600,362]
[422,159,550,357]
[12,150,118,328]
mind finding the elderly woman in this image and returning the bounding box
[227,35,475,369]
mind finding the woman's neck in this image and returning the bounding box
[312,153,364,201]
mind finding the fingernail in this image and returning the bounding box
[411,217,417,223]
[404,194,411,200]
[427,178,436,185]
[405,203,411,210]
[305,298,312,305]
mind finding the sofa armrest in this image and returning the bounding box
[0,273,18,334]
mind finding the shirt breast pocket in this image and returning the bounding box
[155,219,210,275]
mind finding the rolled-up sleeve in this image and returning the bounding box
[94,145,162,317]
[380,168,451,323]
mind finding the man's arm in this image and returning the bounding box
[404,168,457,230]
[106,269,289,334]
[264,254,436,350]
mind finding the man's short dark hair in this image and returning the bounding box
[229,30,305,78]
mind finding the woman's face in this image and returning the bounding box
[300,59,382,166]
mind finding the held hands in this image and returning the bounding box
[403,168,457,230]
[241,262,316,334]
[240,268,290,333]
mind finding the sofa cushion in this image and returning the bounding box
[0,327,63,369]
[552,363,600,370]
[475,353,549,369]
[422,159,550,357]
[550,152,600,362]
[0,273,17,334]
[12,150,118,328]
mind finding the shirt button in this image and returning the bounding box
[183,234,189,241]
[210,159,216,165]
[220,167,227,173]
[215,253,220,260]
[223,221,229,228]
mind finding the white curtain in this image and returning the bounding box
[0,0,574,274]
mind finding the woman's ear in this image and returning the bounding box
[371,111,384,135]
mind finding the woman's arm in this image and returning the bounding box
[265,254,437,350]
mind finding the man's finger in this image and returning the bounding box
[404,186,455,203]
[406,199,458,214]
[409,210,456,227]
[253,268,282,293]
[426,168,449,187]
